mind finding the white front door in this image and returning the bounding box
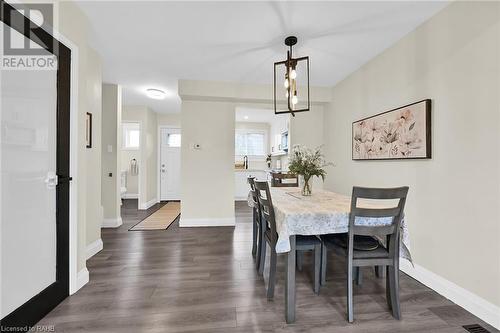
[160,128,181,201]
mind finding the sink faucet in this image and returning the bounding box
[243,155,248,169]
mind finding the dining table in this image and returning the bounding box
[248,186,412,324]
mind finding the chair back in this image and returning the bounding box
[247,177,259,208]
[348,186,409,256]
[254,180,277,241]
[270,172,298,187]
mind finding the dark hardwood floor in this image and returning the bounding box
[38,200,497,332]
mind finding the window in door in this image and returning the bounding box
[167,133,181,147]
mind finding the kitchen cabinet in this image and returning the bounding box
[235,170,267,200]
[270,114,289,155]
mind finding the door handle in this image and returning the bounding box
[44,171,58,189]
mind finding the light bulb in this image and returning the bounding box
[284,78,289,88]
[285,91,289,98]
[292,95,298,105]
[290,69,297,79]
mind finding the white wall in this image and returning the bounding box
[180,100,235,226]
[101,84,122,226]
[323,0,500,317]
[122,106,158,209]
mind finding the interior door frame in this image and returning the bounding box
[0,1,72,329]
[157,126,181,201]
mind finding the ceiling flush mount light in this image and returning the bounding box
[274,36,310,116]
[146,88,166,100]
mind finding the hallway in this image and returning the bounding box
[37,202,494,332]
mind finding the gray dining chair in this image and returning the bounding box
[321,186,408,322]
[248,177,264,271]
[254,180,322,298]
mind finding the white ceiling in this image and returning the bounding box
[76,1,449,114]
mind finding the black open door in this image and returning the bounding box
[0,0,71,329]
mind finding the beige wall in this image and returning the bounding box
[324,0,500,309]
[101,84,122,222]
[180,100,235,226]
[158,113,181,127]
[56,0,103,271]
[122,106,158,208]
[84,48,103,248]
[289,104,325,189]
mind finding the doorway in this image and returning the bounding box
[159,128,181,201]
[121,122,141,206]
[1,2,71,329]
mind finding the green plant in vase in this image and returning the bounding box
[288,145,332,196]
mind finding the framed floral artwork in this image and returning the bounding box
[352,99,431,160]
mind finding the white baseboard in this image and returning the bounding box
[73,267,89,294]
[102,217,123,228]
[400,260,500,330]
[122,193,138,199]
[179,217,235,227]
[86,238,103,260]
[139,198,158,210]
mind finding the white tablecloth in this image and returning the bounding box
[248,187,412,261]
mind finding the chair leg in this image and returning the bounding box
[356,267,363,286]
[251,209,257,258]
[347,262,354,323]
[313,244,321,294]
[386,265,392,312]
[255,224,262,271]
[375,265,385,278]
[320,244,327,285]
[267,249,277,300]
[388,263,401,319]
[296,251,303,271]
[257,239,272,275]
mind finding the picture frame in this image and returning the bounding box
[86,112,92,148]
[352,99,431,160]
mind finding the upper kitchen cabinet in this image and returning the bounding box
[270,114,289,156]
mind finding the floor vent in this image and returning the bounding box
[463,324,490,333]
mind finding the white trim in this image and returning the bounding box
[139,198,158,210]
[179,217,235,227]
[122,193,138,199]
[102,217,123,228]
[86,238,103,260]
[74,267,89,294]
[400,260,500,330]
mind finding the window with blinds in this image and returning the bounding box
[235,130,267,156]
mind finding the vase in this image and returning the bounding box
[301,176,312,196]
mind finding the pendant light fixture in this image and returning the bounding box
[274,36,310,116]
